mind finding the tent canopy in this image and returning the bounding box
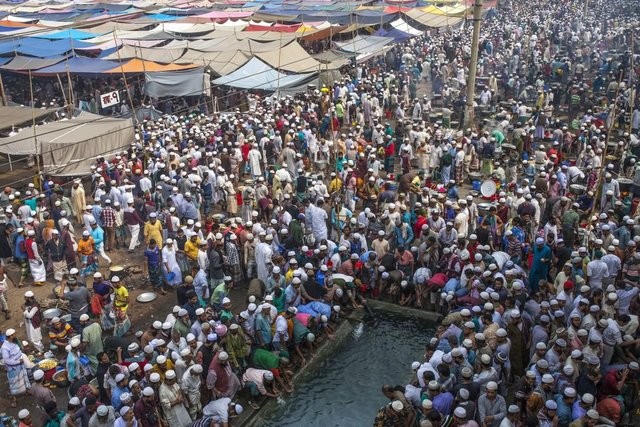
[0,105,58,131]
[32,56,121,75]
[212,56,315,91]
[335,35,394,54]
[103,58,198,74]
[254,41,320,73]
[143,67,208,98]
[0,111,134,176]
[0,55,65,71]
[403,9,464,28]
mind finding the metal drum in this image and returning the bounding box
[618,178,633,193]
[109,265,124,281]
[569,184,586,196]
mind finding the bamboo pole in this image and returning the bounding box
[628,31,635,135]
[112,31,136,115]
[586,59,628,235]
[0,72,7,106]
[28,69,42,191]
[56,74,68,109]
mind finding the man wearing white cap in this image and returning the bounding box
[477,381,506,427]
[45,229,67,283]
[144,212,164,248]
[162,238,182,287]
[159,370,191,426]
[181,364,203,420]
[17,408,32,426]
[71,179,86,224]
[201,397,244,425]
[89,404,115,426]
[25,229,46,285]
[134,387,162,426]
[242,368,279,410]
[0,328,29,407]
[529,237,551,293]
[29,369,56,408]
[22,290,44,351]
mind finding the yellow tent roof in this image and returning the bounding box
[421,4,470,16]
[104,58,199,74]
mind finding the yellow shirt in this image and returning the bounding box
[184,238,200,261]
[328,178,343,194]
[143,220,163,247]
[114,285,129,312]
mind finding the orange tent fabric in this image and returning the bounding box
[0,20,35,27]
[103,58,198,74]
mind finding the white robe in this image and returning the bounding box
[159,382,192,427]
[248,149,263,176]
[255,242,273,284]
[162,246,182,286]
[23,304,43,350]
[28,241,46,282]
[310,205,328,241]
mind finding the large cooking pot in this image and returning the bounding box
[43,308,62,320]
[109,265,124,280]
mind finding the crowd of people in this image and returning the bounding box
[0,0,639,425]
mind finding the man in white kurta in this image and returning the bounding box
[159,370,191,427]
[255,238,273,284]
[180,364,202,420]
[161,240,182,287]
[247,144,263,179]
[310,200,329,242]
[26,231,46,283]
[23,291,43,351]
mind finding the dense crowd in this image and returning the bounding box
[0,0,639,425]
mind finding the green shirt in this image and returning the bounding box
[562,210,579,228]
[220,309,234,324]
[272,291,286,313]
[81,322,103,369]
[252,348,280,370]
[292,318,310,344]
[211,282,228,305]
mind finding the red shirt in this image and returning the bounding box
[600,370,621,396]
[385,142,395,157]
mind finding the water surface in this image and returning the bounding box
[261,312,435,427]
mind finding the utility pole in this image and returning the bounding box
[464,0,483,128]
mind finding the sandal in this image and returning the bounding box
[10,398,16,408]
[248,400,260,410]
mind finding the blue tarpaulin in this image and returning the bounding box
[32,56,120,75]
[145,13,180,21]
[0,38,93,57]
[33,29,103,40]
[373,27,412,41]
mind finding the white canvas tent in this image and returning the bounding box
[0,112,134,176]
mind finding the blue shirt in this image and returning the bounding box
[90,226,105,247]
[111,385,129,410]
[193,269,208,299]
[255,313,272,345]
[432,391,454,416]
[144,247,160,268]
[554,394,573,427]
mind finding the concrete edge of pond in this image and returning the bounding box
[236,304,439,426]
[238,310,366,427]
[366,299,443,322]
